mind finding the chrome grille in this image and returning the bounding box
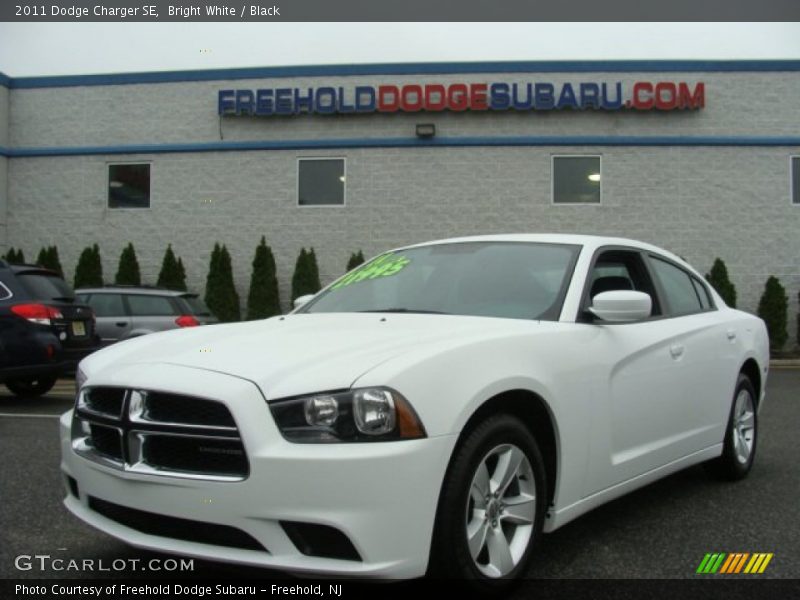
[72,387,248,481]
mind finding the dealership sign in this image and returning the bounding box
[218,81,705,116]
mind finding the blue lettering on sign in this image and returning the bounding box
[354,86,376,112]
[489,83,510,110]
[255,89,273,115]
[580,83,600,109]
[512,83,532,110]
[218,90,235,114]
[338,87,355,113]
[534,83,555,110]
[315,87,336,114]
[602,83,623,109]
[294,88,313,114]
[557,83,578,109]
[275,88,292,115]
[236,89,255,115]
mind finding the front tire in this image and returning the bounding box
[429,414,546,590]
[705,373,758,480]
[4,376,58,397]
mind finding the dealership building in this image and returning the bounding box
[0,61,798,341]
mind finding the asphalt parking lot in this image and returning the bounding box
[0,372,798,582]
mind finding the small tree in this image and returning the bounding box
[757,276,788,352]
[205,243,240,322]
[308,248,321,291]
[36,247,48,267]
[347,250,365,272]
[705,258,737,308]
[797,291,800,349]
[74,244,104,288]
[205,243,222,317]
[3,247,25,264]
[247,236,281,320]
[115,243,141,285]
[157,244,184,290]
[291,248,322,302]
[36,245,63,275]
[176,257,187,291]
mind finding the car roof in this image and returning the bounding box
[395,233,688,268]
[75,286,195,297]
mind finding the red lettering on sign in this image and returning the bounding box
[631,82,653,109]
[400,85,423,112]
[678,82,705,109]
[424,84,446,111]
[448,84,469,111]
[469,83,488,110]
[377,85,399,112]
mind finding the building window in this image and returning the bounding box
[793,156,800,205]
[108,163,151,209]
[298,158,345,206]
[552,156,601,204]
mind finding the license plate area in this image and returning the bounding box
[71,321,86,337]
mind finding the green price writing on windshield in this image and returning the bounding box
[330,253,411,290]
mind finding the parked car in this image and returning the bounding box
[74,286,218,345]
[61,235,768,588]
[0,260,100,397]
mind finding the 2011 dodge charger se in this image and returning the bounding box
[60,235,768,587]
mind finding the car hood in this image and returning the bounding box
[81,313,534,399]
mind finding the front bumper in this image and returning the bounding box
[60,364,456,578]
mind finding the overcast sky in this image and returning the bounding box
[1,22,799,76]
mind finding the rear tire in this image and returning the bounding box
[4,376,58,397]
[428,413,546,591]
[704,373,757,481]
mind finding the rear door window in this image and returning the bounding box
[86,293,126,317]
[127,295,178,316]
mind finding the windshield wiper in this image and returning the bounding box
[358,308,449,315]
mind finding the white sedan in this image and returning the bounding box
[60,234,768,588]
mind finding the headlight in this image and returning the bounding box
[269,387,426,443]
[75,364,88,397]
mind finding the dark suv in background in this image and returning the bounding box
[75,286,218,346]
[0,261,100,397]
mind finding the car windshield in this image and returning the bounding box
[302,241,580,320]
[17,272,75,301]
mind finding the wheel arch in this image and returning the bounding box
[457,389,560,508]
[740,358,761,407]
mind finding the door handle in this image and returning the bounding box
[669,344,685,359]
[115,321,129,327]
[726,329,737,341]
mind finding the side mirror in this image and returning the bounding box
[588,290,652,323]
[293,294,315,310]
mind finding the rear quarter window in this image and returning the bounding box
[649,257,703,316]
[179,295,212,316]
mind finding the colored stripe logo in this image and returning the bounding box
[696,553,773,574]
